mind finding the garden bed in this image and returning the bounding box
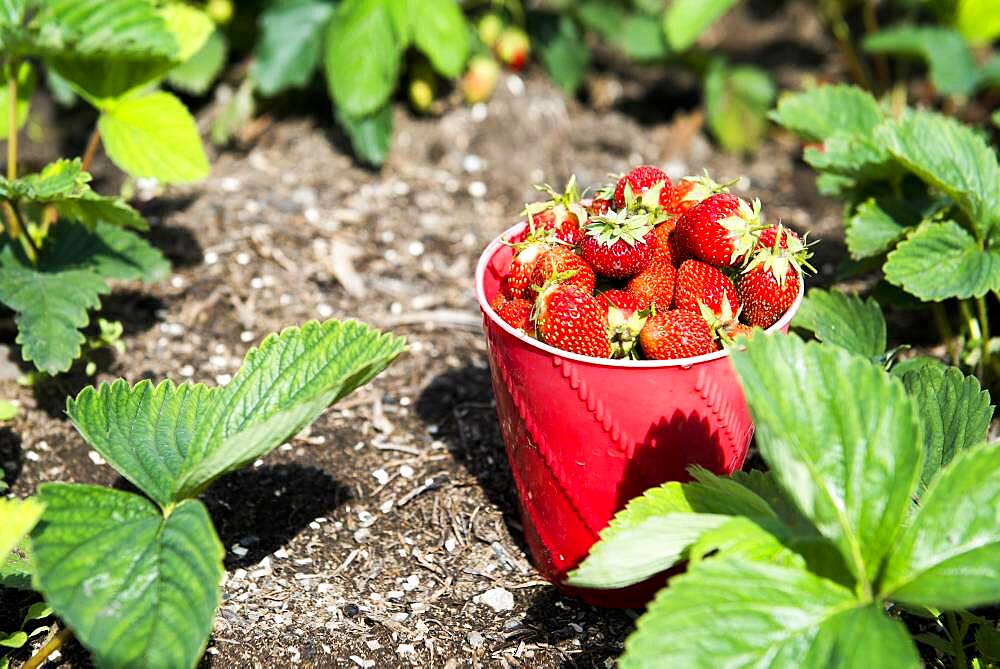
[1,7,850,666]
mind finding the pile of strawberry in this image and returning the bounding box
[489,165,813,360]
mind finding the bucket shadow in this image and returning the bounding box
[202,463,352,569]
[0,427,23,490]
[617,410,726,509]
[415,363,528,550]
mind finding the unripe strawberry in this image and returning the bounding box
[408,61,437,113]
[207,0,233,24]
[496,27,530,71]
[477,13,505,49]
[462,55,500,104]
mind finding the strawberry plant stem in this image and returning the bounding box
[861,0,889,92]
[23,626,72,669]
[977,296,990,383]
[931,303,958,366]
[945,611,968,668]
[6,64,16,181]
[80,127,101,173]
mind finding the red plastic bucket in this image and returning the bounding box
[475,221,803,608]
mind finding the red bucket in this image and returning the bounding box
[474,221,803,608]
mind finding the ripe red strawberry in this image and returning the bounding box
[530,246,596,295]
[533,284,611,358]
[737,236,813,328]
[640,310,718,360]
[651,223,675,263]
[755,224,801,252]
[665,172,730,216]
[674,193,766,268]
[490,293,506,313]
[581,208,655,279]
[613,165,672,210]
[502,229,555,299]
[496,297,534,332]
[599,290,649,359]
[522,176,587,245]
[599,289,644,318]
[627,259,676,312]
[589,198,611,216]
[674,260,740,329]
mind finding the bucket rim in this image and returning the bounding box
[475,220,804,368]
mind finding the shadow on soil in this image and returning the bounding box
[521,588,636,668]
[203,463,352,569]
[415,362,529,550]
[0,427,23,489]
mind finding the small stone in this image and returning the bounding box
[231,544,248,557]
[88,450,106,465]
[462,154,483,173]
[471,103,488,121]
[403,575,420,591]
[236,252,251,265]
[354,528,371,543]
[467,631,484,648]
[506,74,525,96]
[397,644,416,655]
[349,656,374,668]
[273,548,289,559]
[372,468,390,485]
[399,464,415,479]
[468,181,487,198]
[407,241,425,256]
[317,303,334,318]
[343,603,360,618]
[476,587,515,612]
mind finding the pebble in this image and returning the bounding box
[468,181,487,198]
[506,74,525,96]
[236,252,251,265]
[399,464,415,479]
[476,587,515,612]
[462,154,483,173]
[372,468,390,485]
[467,631,485,648]
[317,303,334,318]
[349,656,374,668]
[88,450,106,466]
[231,544,248,557]
[397,644,416,655]
[403,575,419,591]
[471,103,488,121]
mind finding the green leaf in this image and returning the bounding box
[41,0,181,100]
[614,14,668,62]
[251,0,332,97]
[33,484,222,669]
[410,0,468,78]
[622,558,920,669]
[769,84,883,142]
[662,0,739,51]
[338,105,393,167]
[792,288,886,358]
[882,443,1000,608]
[99,92,209,184]
[67,320,405,507]
[863,27,977,97]
[802,132,892,181]
[704,58,775,153]
[876,109,1000,235]
[567,468,779,589]
[0,221,167,374]
[0,632,26,649]
[3,159,148,231]
[687,517,806,568]
[731,334,923,586]
[845,197,915,259]
[324,0,402,118]
[577,1,626,40]
[901,364,992,493]
[0,497,43,562]
[160,3,214,63]
[957,0,1000,44]
[0,0,28,28]
[0,399,16,421]
[0,61,34,139]
[884,221,1000,301]
[167,28,227,96]
[533,14,590,93]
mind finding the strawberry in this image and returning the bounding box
[462,55,501,104]
[501,228,555,299]
[674,193,766,268]
[755,224,801,252]
[613,165,672,210]
[640,310,718,360]
[599,290,649,359]
[408,61,437,113]
[497,297,534,332]
[665,172,731,216]
[581,208,655,279]
[496,27,530,71]
[651,223,675,263]
[674,260,740,330]
[533,284,611,358]
[522,176,587,245]
[477,12,504,49]
[627,259,676,312]
[587,182,616,216]
[530,246,596,295]
[737,234,813,328]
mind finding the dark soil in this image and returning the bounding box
[2,3,850,667]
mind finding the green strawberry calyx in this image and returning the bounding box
[744,225,817,285]
[678,170,736,205]
[697,295,740,336]
[587,208,654,248]
[530,269,580,323]
[718,197,767,265]
[622,180,671,225]
[607,304,653,359]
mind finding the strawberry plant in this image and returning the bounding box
[15,319,404,669]
[568,330,999,666]
[771,84,1000,379]
[0,498,45,669]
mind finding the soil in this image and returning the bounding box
[1,2,855,667]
